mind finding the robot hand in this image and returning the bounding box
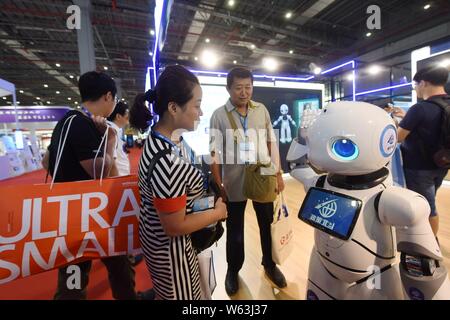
[378,186,450,299]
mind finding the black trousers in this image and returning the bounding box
[54,255,136,300]
[226,200,275,273]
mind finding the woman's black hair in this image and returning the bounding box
[129,93,152,133]
[107,101,129,122]
[129,65,199,132]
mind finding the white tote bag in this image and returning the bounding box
[271,192,294,265]
[197,249,217,300]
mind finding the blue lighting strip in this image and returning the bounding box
[152,0,164,88]
[189,69,314,81]
[253,74,314,81]
[189,69,228,77]
[352,62,356,101]
[355,82,413,96]
[320,60,356,101]
[320,60,355,75]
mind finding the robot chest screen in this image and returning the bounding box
[298,187,362,240]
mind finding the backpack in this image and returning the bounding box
[426,96,450,169]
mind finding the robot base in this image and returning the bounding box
[306,249,405,300]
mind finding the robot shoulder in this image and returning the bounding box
[376,186,430,226]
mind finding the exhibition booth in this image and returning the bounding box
[0,105,71,180]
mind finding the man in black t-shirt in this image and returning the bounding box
[44,71,137,300]
[393,66,449,237]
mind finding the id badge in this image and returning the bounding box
[239,141,256,163]
[192,196,215,212]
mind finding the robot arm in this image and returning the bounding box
[291,166,321,192]
[286,138,321,191]
[273,116,282,127]
[287,115,296,126]
[378,186,450,299]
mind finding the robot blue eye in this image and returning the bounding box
[332,139,359,160]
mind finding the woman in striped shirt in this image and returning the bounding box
[131,65,227,300]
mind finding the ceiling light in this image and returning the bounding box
[2,97,6,100]
[194,56,198,61]
[366,32,372,37]
[250,44,256,50]
[205,38,210,43]
[150,29,155,36]
[149,51,153,56]
[285,12,292,19]
[313,67,322,75]
[67,97,72,101]
[17,101,20,104]
[56,91,60,94]
[55,63,61,67]
[19,90,24,93]
[424,4,431,10]
[368,65,382,75]
[44,84,48,88]
[228,0,235,7]
[69,75,74,79]
[233,60,237,64]
[289,50,294,54]
[201,50,219,68]
[75,101,79,104]
[346,73,355,81]
[47,101,51,104]
[103,66,108,70]
[36,97,41,100]
[262,57,279,72]
[438,59,450,68]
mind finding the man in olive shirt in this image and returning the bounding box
[209,67,287,295]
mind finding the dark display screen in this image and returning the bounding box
[298,187,362,240]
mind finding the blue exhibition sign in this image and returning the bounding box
[0,106,71,123]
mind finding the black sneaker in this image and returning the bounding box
[225,271,239,296]
[264,266,287,288]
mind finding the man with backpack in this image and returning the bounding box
[393,66,450,237]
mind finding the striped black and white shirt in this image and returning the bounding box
[138,132,204,300]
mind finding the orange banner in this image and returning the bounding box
[0,175,142,285]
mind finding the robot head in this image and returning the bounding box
[306,101,397,175]
[280,104,289,114]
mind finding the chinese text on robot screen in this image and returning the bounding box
[299,187,362,240]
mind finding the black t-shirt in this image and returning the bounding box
[399,95,450,170]
[48,110,104,182]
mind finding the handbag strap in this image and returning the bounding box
[275,192,289,221]
[225,108,239,143]
[146,148,174,186]
[50,112,109,189]
[50,114,77,189]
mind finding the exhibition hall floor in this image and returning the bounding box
[0,148,449,300]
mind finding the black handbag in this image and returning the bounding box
[190,161,224,252]
[190,219,224,252]
[147,148,224,252]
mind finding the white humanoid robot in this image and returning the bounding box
[273,104,296,144]
[287,101,450,300]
